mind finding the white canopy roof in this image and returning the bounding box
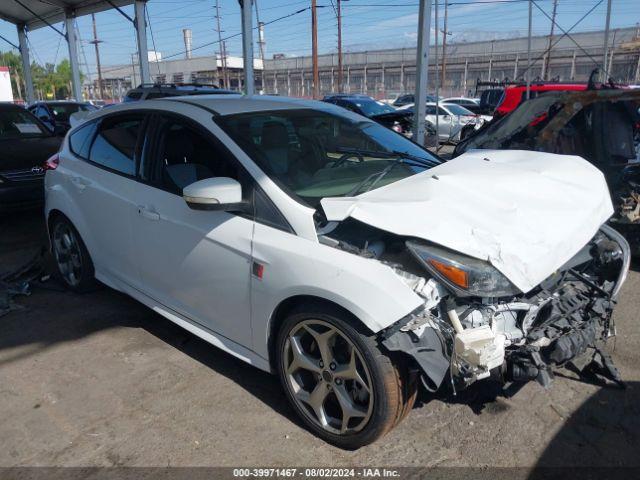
[0,0,133,30]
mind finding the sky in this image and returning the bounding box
[0,0,637,82]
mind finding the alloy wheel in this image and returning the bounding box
[52,222,83,288]
[282,319,374,435]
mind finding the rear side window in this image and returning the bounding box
[69,122,97,159]
[89,116,143,175]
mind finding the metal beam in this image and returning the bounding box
[134,0,150,84]
[65,11,83,101]
[602,0,612,81]
[526,0,532,99]
[240,0,254,95]
[412,0,432,146]
[16,23,34,104]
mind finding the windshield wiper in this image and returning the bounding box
[335,147,438,167]
[346,156,407,196]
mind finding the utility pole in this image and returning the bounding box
[488,40,494,81]
[434,0,440,149]
[607,29,617,79]
[440,0,449,91]
[131,53,137,87]
[337,0,343,92]
[90,13,105,100]
[542,0,558,81]
[254,0,266,64]
[412,0,432,147]
[602,0,612,81]
[240,0,254,95]
[526,0,532,99]
[215,0,228,88]
[312,0,319,98]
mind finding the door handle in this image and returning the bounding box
[138,206,160,221]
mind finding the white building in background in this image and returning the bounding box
[0,67,14,102]
[95,54,263,100]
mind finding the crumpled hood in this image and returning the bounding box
[320,149,614,293]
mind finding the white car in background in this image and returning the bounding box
[442,97,493,123]
[44,95,629,448]
[398,102,480,143]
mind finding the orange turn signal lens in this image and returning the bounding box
[428,259,469,289]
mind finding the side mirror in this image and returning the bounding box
[183,177,246,211]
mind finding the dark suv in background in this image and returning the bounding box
[28,101,98,134]
[124,83,236,101]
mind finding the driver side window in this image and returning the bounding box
[144,114,249,199]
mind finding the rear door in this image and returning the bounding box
[64,113,147,287]
[129,109,255,346]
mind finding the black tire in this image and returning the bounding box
[276,304,416,449]
[49,215,97,293]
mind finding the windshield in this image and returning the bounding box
[217,108,440,207]
[0,108,49,139]
[444,104,475,116]
[353,100,396,117]
[49,103,96,122]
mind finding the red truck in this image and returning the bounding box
[494,82,588,118]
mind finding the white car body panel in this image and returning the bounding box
[128,180,255,346]
[45,96,425,372]
[249,222,423,359]
[321,149,614,293]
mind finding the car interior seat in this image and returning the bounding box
[260,121,290,176]
[162,127,213,193]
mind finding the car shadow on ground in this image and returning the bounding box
[533,381,640,469]
[0,211,305,429]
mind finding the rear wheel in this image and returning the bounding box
[50,216,96,292]
[276,307,416,449]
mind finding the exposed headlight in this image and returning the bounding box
[406,241,520,297]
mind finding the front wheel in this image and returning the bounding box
[276,307,416,449]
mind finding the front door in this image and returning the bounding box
[129,111,254,347]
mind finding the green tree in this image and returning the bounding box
[0,50,85,101]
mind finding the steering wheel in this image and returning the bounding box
[332,152,364,168]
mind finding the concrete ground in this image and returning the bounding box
[1,209,639,468]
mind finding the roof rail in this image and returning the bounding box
[136,82,221,89]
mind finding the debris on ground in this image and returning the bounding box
[0,249,48,317]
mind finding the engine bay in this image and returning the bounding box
[318,218,629,392]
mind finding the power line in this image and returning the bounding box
[145,4,162,77]
[532,0,602,69]
[90,13,105,99]
[519,0,603,78]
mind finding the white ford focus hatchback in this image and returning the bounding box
[45,95,629,448]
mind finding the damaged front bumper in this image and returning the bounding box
[381,225,630,392]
